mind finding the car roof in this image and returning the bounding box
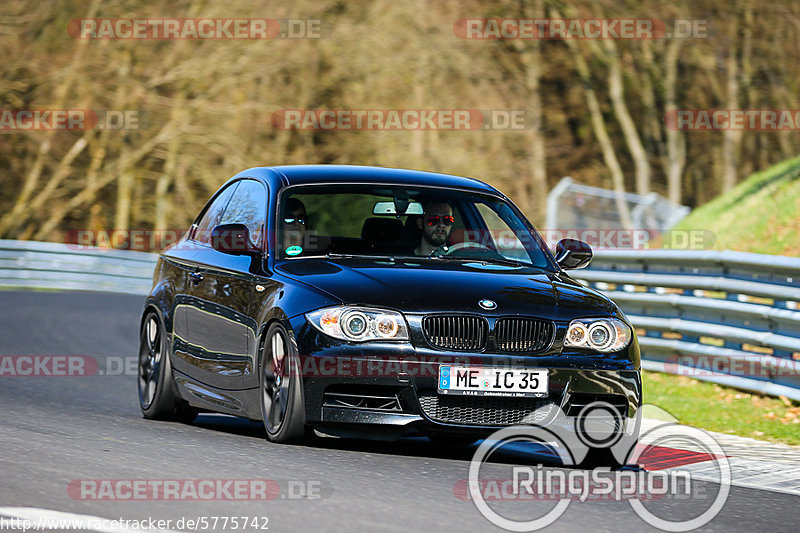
[236,165,503,196]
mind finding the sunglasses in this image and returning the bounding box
[426,215,455,226]
[284,218,306,225]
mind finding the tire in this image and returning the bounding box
[260,323,307,443]
[138,310,198,423]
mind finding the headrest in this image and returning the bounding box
[361,217,403,243]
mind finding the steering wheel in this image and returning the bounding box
[430,241,493,258]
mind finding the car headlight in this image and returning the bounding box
[564,318,631,352]
[305,306,409,342]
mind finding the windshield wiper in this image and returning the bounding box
[477,257,530,267]
[435,255,541,269]
[324,252,543,270]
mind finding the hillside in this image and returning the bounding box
[673,155,800,256]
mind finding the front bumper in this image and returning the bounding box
[291,318,642,439]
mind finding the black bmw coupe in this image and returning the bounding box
[139,165,641,463]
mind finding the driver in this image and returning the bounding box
[414,201,454,256]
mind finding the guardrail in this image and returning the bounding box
[1,240,798,400]
[0,239,157,295]
[571,250,800,401]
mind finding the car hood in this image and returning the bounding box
[275,258,616,320]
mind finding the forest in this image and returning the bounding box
[1,0,797,243]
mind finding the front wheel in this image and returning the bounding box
[138,310,198,423]
[260,323,307,443]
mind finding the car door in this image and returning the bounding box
[171,181,237,378]
[174,179,268,390]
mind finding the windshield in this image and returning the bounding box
[277,185,555,269]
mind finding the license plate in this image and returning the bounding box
[437,366,548,397]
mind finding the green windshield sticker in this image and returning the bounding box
[285,246,303,256]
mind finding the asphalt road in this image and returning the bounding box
[0,290,797,533]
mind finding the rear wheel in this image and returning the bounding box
[138,310,198,423]
[260,323,307,443]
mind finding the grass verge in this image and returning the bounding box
[671,154,800,255]
[643,370,800,446]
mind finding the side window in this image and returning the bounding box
[218,180,268,249]
[193,182,239,244]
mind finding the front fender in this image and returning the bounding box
[242,276,338,389]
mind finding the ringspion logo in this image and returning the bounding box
[466,409,730,531]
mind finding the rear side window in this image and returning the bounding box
[218,180,268,249]
[192,182,239,244]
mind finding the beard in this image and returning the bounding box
[423,227,449,247]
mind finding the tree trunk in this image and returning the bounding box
[517,0,547,223]
[554,7,633,229]
[722,16,742,192]
[604,39,651,197]
[664,39,686,205]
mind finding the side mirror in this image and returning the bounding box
[555,239,592,270]
[211,224,257,255]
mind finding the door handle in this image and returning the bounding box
[190,272,204,284]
